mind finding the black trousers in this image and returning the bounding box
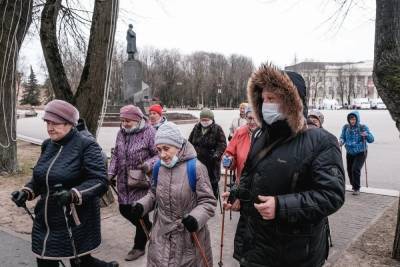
[37,254,109,267]
[346,152,367,191]
[119,204,152,250]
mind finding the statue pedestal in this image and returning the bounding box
[122,60,143,104]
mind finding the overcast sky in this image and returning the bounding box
[19,0,375,81]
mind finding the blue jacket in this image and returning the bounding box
[339,111,374,155]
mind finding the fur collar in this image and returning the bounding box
[247,63,305,134]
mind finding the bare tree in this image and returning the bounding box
[0,0,33,173]
[371,0,400,258]
[40,0,119,134]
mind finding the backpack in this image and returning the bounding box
[152,158,197,192]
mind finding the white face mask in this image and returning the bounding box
[262,103,285,125]
[122,126,135,133]
[161,155,179,168]
[200,120,212,128]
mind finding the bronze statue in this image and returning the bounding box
[126,24,137,60]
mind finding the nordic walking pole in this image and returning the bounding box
[22,203,35,221]
[139,218,150,240]
[229,170,235,221]
[363,137,369,187]
[191,231,210,267]
[110,184,119,197]
[218,168,229,266]
[217,186,223,214]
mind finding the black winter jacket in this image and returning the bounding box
[233,124,345,267]
[23,128,108,259]
[188,122,227,183]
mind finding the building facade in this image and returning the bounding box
[285,60,378,108]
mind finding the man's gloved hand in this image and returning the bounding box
[11,190,28,207]
[138,163,151,176]
[182,215,198,232]
[222,155,233,169]
[108,174,116,187]
[131,203,144,222]
[52,190,75,207]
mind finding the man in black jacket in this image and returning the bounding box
[224,64,345,267]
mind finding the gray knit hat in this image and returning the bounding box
[155,122,184,148]
[200,108,214,120]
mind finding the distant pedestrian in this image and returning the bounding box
[108,105,158,261]
[228,102,248,141]
[339,111,374,195]
[148,104,167,130]
[11,99,118,267]
[132,122,217,267]
[189,108,227,198]
[307,109,324,128]
[224,64,345,267]
[222,106,257,183]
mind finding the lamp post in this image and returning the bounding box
[216,83,222,109]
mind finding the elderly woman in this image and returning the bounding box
[11,100,118,267]
[222,106,258,183]
[131,122,216,267]
[188,108,227,198]
[108,105,158,261]
[148,104,167,130]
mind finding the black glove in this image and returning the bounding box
[182,215,198,232]
[131,203,144,222]
[11,190,28,207]
[52,190,74,207]
[227,184,239,204]
[108,175,116,187]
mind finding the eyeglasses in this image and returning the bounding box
[246,116,256,122]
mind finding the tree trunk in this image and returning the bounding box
[74,0,119,135]
[372,0,400,259]
[0,0,33,174]
[40,0,74,103]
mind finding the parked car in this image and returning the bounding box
[376,100,387,109]
[371,98,387,110]
[360,99,371,109]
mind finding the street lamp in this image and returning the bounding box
[216,83,222,109]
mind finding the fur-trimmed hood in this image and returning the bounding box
[247,63,306,134]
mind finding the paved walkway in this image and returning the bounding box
[0,191,396,267]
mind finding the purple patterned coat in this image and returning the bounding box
[108,124,158,204]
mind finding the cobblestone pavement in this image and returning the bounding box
[1,191,396,267]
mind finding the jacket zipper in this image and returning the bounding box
[41,146,63,257]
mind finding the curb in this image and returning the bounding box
[325,197,398,266]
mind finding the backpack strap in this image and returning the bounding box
[152,160,162,187]
[186,158,197,192]
[151,158,197,192]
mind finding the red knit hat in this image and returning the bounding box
[149,104,163,116]
[43,99,79,126]
[120,105,143,121]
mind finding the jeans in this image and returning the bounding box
[119,204,152,250]
[37,254,109,267]
[346,151,367,191]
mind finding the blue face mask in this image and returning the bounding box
[161,155,179,168]
[262,103,285,125]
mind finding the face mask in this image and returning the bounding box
[262,103,285,125]
[161,155,179,168]
[200,120,212,128]
[122,126,135,133]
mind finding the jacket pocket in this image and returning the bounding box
[277,224,312,264]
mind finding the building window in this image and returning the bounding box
[312,76,315,82]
